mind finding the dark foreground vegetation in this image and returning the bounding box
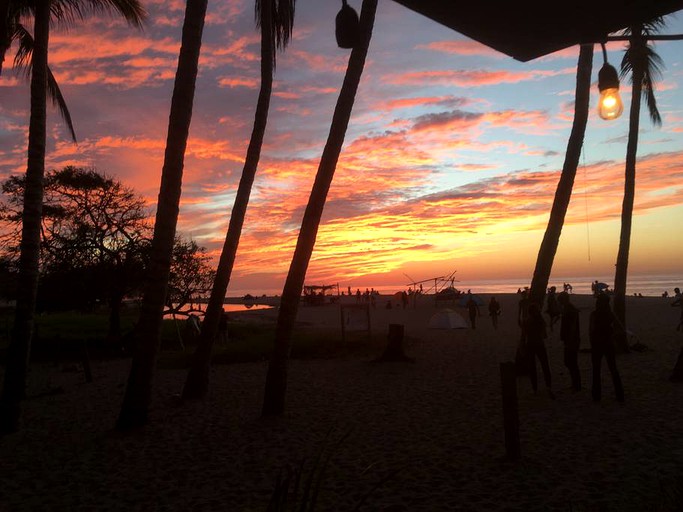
[0,304,386,371]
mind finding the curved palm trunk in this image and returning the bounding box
[262,0,378,416]
[529,45,593,308]
[0,0,50,434]
[182,0,274,400]
[116,0,208,431]
[613,30,644,354]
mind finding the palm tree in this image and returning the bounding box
[0,0,49,435]
[0,0,146,434]
[528,44,594,308]
[182,0,295,401]
[262,0,378,416]
[4,3,77,141]
[116,0,210,431]
[613,18,664,352]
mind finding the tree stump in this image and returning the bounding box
[373,324,414,363]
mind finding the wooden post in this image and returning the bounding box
[373,324,414,362]
[500,362,520,461]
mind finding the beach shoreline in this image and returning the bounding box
[1,293,682,510]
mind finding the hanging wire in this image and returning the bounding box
[581,144,591,262]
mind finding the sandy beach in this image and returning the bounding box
[1,293,682,511]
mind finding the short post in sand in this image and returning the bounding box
[500,361,520,461]
[373,324,414,362]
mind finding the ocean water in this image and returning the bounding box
[228,274,683,299]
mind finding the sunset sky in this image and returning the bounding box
[1,0,682,294]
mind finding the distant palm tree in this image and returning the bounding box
[0,0,146,434]
[116,0,210,431]
[529,44,593,308]
[613,18,664,352]
[182,0,295,401]
[262,0,378,416]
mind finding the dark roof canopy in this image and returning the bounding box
[392,0,683,61]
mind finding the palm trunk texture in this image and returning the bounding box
[0,0,50,434]
[182,0,274,401]
[613,31,644,354]
[116,0,208,431]
[529,45,593,308]
[262,0,378,417]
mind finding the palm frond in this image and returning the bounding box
[11,23,32,76]
[47,66,78,142]
[256,0,296,68]
[11,23,77,141]
[619,17,665,127]
[50,0,147,29]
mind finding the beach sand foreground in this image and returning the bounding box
[1,293,682,511]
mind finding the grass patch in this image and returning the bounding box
[1,308,386,366]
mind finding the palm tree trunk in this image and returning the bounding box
[529,45,593,308]
[613,32,644,354]
[182,0,274,401]
[116,0,208,431]
[261,0,378,417]
[0,0,50,434]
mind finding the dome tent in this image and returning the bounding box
[428,309,468,329]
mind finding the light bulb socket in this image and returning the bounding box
[598,63,619,92]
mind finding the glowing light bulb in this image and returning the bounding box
[598,87,623,120]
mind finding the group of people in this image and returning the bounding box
[515,287,624,403]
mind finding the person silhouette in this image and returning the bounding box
[545,286,561,332]
[558,291,581,391]
[672,287,683,331]
[522,302,554,399]
[589,293,624,402]
[488,296,501,330]
[466,295,480,329]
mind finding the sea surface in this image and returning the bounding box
[227,273,683,299]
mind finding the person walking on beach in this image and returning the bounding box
[488,296,501,329]
[545,286,561,332]
[589,293,624,402]
[558,291,581,391]
[467,295,480,329]
[522,302,555,399]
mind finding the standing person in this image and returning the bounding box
[672,287,683,331]
[488,296,501,330]
[558,291,581,391]
[545,286,561,332]
[522,302,555,399]
[589,294,624,402]
[467,296,480,329]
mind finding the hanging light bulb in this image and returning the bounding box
[597,44,623,121]
[336,0,359,49]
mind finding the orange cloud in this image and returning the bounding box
[387,68,573,87]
